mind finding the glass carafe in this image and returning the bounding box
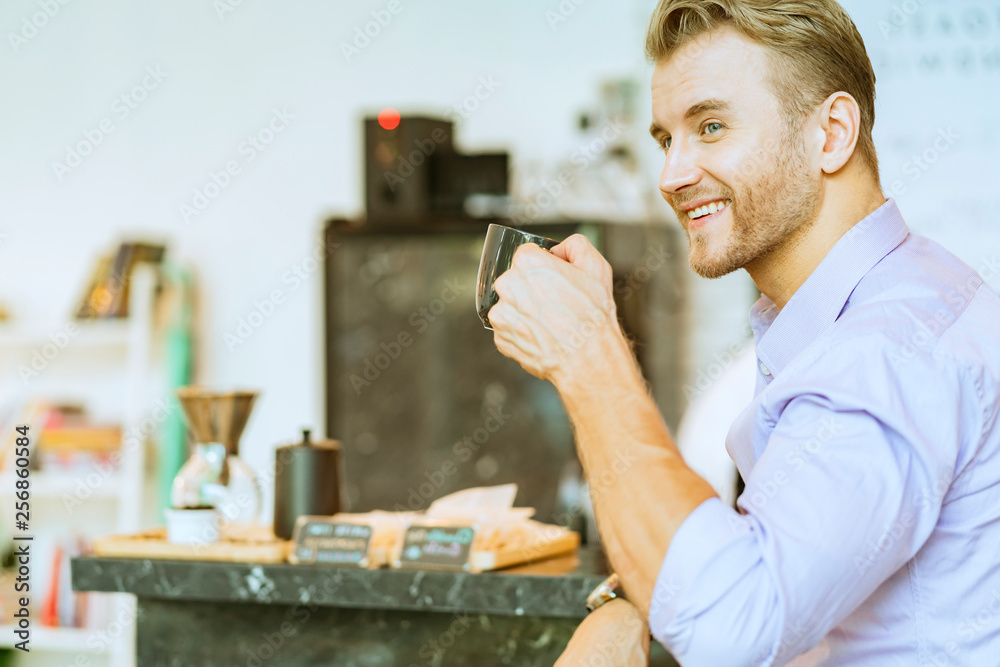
[171,388,261,525]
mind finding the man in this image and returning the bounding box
[488,0,1000,664]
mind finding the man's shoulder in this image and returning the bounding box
[827,232,1000,367]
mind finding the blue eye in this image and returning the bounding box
[661,136,671,150]
[704,122,722,134]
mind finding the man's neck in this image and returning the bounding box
[746,179,887,310]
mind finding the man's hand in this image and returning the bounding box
[490,231,716,622]
[488,234,621,388]
[555,599,650,667]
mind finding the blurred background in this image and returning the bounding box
[0,0,997,664]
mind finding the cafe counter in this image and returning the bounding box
[72,548,677,666]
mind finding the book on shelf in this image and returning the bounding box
[0,400,121,472]
[1,534,97,631]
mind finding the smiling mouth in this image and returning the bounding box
[686,198,732,221]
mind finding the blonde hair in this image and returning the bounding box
[645,0,879,178]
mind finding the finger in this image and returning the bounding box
[492,271,511,301]
[487,300,508,330]
[511,242,557,270]
[550,234,594,265]
[488,301,529,336]
[492,272,526,312]
[489,300,535,342]
[551,234,612,282]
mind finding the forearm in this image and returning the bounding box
[555,327,717,617]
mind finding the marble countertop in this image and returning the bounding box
[71,549,611,619]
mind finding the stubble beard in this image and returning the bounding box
[683,128,823,279]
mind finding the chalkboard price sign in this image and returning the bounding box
[395,524,476,571]
[289,518,373,567]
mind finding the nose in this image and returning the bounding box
[658,140,702,196]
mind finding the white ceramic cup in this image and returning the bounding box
[165,508,222,545]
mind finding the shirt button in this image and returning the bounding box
[759,361,771,376]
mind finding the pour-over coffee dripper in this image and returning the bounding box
[171,387,261,525]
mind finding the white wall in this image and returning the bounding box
[0,0,658,505]
[1,0,997,509]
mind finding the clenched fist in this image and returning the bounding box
[488,234,622,389]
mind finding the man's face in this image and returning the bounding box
[650,27,822,278]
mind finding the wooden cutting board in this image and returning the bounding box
[469,531,580,572]
[93,526,290,563]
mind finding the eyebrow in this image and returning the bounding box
[649,98,733,138]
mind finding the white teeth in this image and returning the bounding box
[687,199,730,220]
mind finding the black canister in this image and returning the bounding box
[273,429,342,539]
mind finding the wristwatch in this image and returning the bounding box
[586,573,622,612]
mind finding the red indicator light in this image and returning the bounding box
[378,108,400,130]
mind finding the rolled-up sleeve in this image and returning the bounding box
[649,340,968,665]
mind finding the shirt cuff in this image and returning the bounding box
[649,497,752,638]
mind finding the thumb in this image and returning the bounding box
[551,234,610,280]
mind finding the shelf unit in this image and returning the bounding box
[0,265,159,667]
[0,625,104,654]
[0,470,123,500]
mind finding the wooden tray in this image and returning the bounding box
[92,525,579,570]
[93,526,290,563]
[469,531,580,572]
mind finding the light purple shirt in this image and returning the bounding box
[649,199,1000,666]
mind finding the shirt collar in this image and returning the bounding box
[751,198,910,379]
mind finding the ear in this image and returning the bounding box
[817,92,861,174]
